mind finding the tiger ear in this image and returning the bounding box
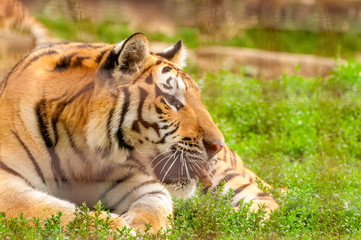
[114,33,149,73]
[157,40,186,68]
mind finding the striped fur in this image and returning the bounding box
[210,146,279,215]
[0,33,277,233]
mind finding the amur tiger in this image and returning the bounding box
[0,0,50,45]
[0,33,278,233]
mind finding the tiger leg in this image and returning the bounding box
[101,173,173,233]
[0,168,128,230]
[206,147,279,215]
[0,168,76,224]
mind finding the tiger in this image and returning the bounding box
[0,33,278,233]
[0,0,50,45]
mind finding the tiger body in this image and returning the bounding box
[0,34,277,233]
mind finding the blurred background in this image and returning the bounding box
[2,0,361,79]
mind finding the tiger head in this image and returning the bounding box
[94,33,224,198]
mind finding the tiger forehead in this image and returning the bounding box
[154,59,197,90]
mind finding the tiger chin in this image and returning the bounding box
[0,33,279,234]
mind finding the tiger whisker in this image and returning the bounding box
[151,151,175,170]
[180,149,185,176]
[150,150,174,165]
[160,148,179,174]
[185,155,203,176]
[186,155,205,168]
[161,150,180,183]
[184,157,191,180]
[149,144,175,165]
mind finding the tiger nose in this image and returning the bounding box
[203,139,224,159]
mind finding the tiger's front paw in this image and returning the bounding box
[89,211,131,232]
[122,209,169,234]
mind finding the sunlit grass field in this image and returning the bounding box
[1,14,361,239]
[1,61,361,239]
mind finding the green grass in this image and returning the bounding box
[2,61,361,239]
[224,29,361,59]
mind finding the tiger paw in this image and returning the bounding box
[122,210,169,235]
[88,211,128,230]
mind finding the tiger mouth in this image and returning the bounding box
[151,149,212,185]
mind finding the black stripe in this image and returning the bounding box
[99,172,135,201]
[217,173,241,187]
[53,53,76,72]
[67,82,95,103]
[116,190,168,215]
[11,130,46,184]
[162,83,173,90]
[73,56,90,68]
[256,192,269,198]
[162,66,172,74]
[132,121,140,133]
[51,102,66,146]
[155,106,164,114]
[116,88,133,149]
[131,65,153,84]
[210,167,218,177]
[36,82,94,149]
[0,52,30,98]
[0,75,9,98]
[31,41,71,52]
[156,122,180,144]
[36,99,54,148]
[133,87,160,137]
[118,163,149,176]
[134,190,167,202]
[202,187,210,194]
[145,73,153,84]
[21,50,58,73]
[156,40,182,61]
[127,156,148,174]
[107,107,115,146]
[47,147,67,185]
[233,183,251,196]
[98,49,119,80]
[166,77,172,85]
[95,49,110,63]
[110,181,162,210]
[133,180,159,191]
[35,83,94,184]
[63,123,88,164]
[223,168,233,174]
[0,159,33,188]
